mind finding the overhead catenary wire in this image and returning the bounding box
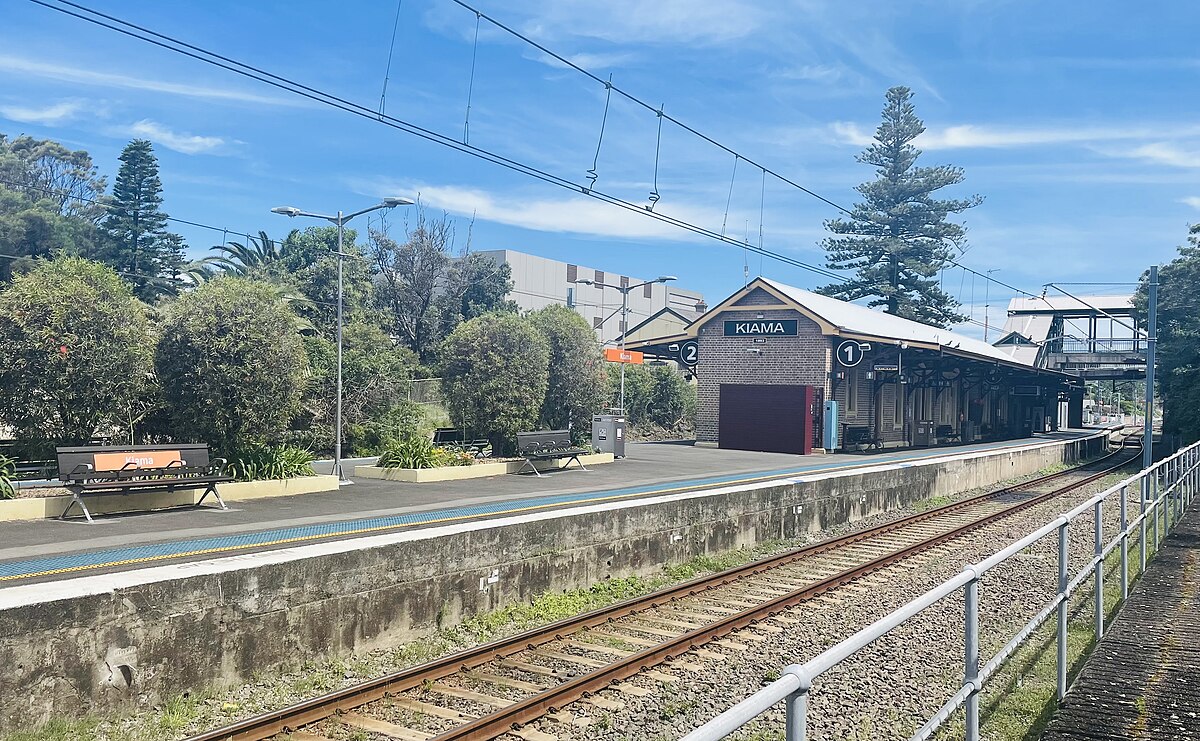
[27,0,1049,320]
[378,0,403,118]
[26,0,851,284]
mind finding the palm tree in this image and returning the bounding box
[183,231,286,283]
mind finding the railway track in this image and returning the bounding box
[190,431,1140,741]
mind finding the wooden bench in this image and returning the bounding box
[843,425,883,451]
[515,430,589,477]
[55,444,232,523]
[432,428,492,458]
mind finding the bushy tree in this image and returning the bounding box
[0,134,106,281]
[529,305,607,438]
[439,313,549,455]
[293,322,420,455]
[0,257,153,445]
[609,364,696,432]
[97,139,186,300]
[817,86,980,328]
[156,277,307,453]
[371,208,516,363]
[1136,224,1200,443]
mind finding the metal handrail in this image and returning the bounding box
[682,437,1198,741]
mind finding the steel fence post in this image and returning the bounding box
[785,689,808,741]
[965,575,980,741]
[1152,471,1159,551]
[1094,500,1104,638]
[1120,485,1129,600]
[1140,477,1147,574]
[1057,521,1069,702]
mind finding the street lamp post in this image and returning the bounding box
[272,197,414,484]
[573,275,677,414]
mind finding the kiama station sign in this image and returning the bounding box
[723,319,798,336]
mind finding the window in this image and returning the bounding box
[644,282,653,299]
[567,264,577,283]
[593,316,603,329]
[893,384,905,429]
[595,269,605,284]
[620,275,629,289]
[846,369,859,414]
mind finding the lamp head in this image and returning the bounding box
[271,206,301,217]
[657,275,678,283]
[382,196,415,208]
[574,279,594,286]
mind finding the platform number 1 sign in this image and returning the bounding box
[837,340,866,367]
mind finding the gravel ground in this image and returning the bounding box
[7,461,1107,741]
[522,470,1133,741]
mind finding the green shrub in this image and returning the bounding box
[227,444,315,482]
[0,454,15,500]
[378,437,474,469]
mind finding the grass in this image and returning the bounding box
[7,542,804,741]
[937,475,1180,741]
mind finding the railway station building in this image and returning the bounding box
[626,277,1086,455]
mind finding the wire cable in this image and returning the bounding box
[27,0,852,283]
[378,0,403,118]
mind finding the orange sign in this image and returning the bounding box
[94,450,182,471]
[604,348,644,364]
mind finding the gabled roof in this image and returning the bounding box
[618,306,696,342]
[626,277,1045,370]
[1006,295,1133,315]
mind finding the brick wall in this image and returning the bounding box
[694,298,830,443]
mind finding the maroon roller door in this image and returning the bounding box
[718,384,813,455]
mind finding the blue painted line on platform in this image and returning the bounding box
[0,435,1080,583]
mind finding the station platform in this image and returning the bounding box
[0,431,1103,588]
[1042,501,1200,740]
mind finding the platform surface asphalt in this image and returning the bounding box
[0,431,1098,586]
[1042,502,1200,741]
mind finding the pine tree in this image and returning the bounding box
[98,139,185,299]
[817,86,981,328]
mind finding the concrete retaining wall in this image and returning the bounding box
[0,433,1107,731]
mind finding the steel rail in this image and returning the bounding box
[186,431,1136,741]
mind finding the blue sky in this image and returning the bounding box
[2,0,1197,337]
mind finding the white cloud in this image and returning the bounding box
[0,99,86,125]
[775,64,847,84]
[524,49,639,71]
[829,121,1200,151]
[128,120,225,155]
[518,0,766,46]
[1180,197,1200,210]
[1125,142,1200,169]
[0,54,299,106]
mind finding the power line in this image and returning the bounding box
[27,0,849,284]
[25,0,1051,323]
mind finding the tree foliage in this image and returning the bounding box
[439,313,549,455]
[0,257,153,445]
[1135,224,1200,443]
[97,139,185,300]
[0,134,106,281]
[371,208,515,363]
[529,305,608,437]
[817,86,980,328]
[609,364,696,431]
[155,277,307,454]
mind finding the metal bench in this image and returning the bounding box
[843,425,883,451]
[432,428,492,458]
[55,444,232,523]
[936,424,962,444]
[515,430,589,477]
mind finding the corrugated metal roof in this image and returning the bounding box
[1000,314,1054,343]
[1006,295,1133,314]
[761,278,1020,365]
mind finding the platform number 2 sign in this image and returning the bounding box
[678,340,699,366]
[837,340,866,367]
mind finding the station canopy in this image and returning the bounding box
[626,277,1076,379]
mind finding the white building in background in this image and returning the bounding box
[474,249,706,345]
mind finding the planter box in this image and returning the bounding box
[354,452,615,483]
[0,475,338,522]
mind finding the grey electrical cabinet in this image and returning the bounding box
[592,415,626,457]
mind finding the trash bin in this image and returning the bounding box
[592,414,626,458]
[913,420,934,447]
